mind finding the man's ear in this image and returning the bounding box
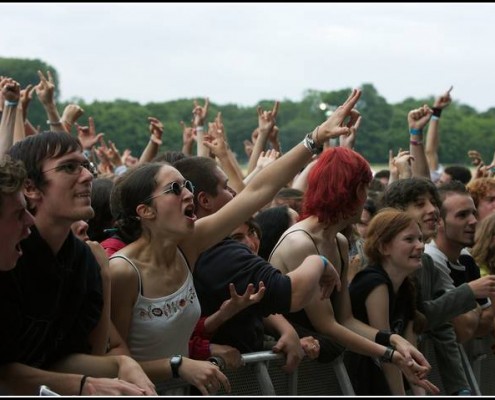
[24,179,41,202]
[23,179,41,211]
[196,191,213,211]
[136,203,155,220]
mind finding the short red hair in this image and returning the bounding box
[300,147,372,224]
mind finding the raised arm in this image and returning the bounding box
[408,104,433,179]
[139,117,164,164]
[425,86,453,178]
[192,98,210,157]
[188,89,363,258]
[0,78,21,156]
[246,101,280,175]
[203,112,245,193]
[35,70,66,133]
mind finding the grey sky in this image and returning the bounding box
[2,3,494,111]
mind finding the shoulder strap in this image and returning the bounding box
[269,228,320,261]
[110,254,143,295]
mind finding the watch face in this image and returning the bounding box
[171,355,181,364]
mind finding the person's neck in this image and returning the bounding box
[34,216,72,255]
[433,235,462,264]
[381,260,407,293]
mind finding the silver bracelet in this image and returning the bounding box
[301,128,323,155]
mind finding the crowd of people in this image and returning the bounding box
[1,72,495,396]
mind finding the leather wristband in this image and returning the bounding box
[375,330,392,347]
[432,107,442,118]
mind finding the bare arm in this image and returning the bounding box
[0,78,20,156]
[246,101,280,175]
[408,105,433,179]
[139,117,163,164]
[187,89,363,261]
[425,86,453,175]
[35,70,66,133]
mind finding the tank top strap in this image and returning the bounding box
[110,254,143,295]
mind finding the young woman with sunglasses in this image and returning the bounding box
[108,90,363,395]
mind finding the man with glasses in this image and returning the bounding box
[0,144,156,395]
[1,132,113,382]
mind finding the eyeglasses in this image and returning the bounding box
[144,180,194,202]
[43,160,98,176]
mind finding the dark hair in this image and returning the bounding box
[272,188,304,214]
[255,205,293,261]
[381,178,441,211]
[87,178,114,242]
[374,169,390,180]
[7,131,82,189]
[174,156,220,212]
[444,165,471,185]
[301,147,372,224]
[112,162,164,242]
[152,151,188,164]
[0,156,27,211]
[437,180,470,218]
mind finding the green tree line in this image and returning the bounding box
[2,57,494,165]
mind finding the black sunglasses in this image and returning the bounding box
[144,180,194,202]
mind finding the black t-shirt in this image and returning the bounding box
[345,264,414,395]
[0,226,103,368]
[194,238,292,353]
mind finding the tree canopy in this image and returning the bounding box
[2,57,494,165]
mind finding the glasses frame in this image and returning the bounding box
[143,180,194,203]
[42,159,98,177]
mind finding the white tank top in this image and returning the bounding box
[110,250,201,361]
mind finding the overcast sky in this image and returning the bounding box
[2,3,494,111]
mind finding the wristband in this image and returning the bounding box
[196,126,204,133]
[432,107,442,118]
[431,115,440,121]
[320,255,330,270]
[114,165,128,176]
[302,129,323,155]
[410,139,423,146]
[5,100,18,107]
[375,330,392,346]
[79,375,89,395]
[409,128,422,136]
[379,346,395,363]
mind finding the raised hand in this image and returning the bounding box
[433,85,453,109]
[0,77,21,103]
[35,70,56,106]
[467,150,484,167]
[76,116,104,150]
[257,101,280,137]
[148,117,163,145]
[408,105,433,131]
[61,104,85,132]
[20,84,35,121]
[316,89,362,143]
[218,282,266,318]
[192,98,209,128]
[339,112,361,149]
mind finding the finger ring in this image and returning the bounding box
[206,383,213,389]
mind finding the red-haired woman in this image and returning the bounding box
[269,146,438,395]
